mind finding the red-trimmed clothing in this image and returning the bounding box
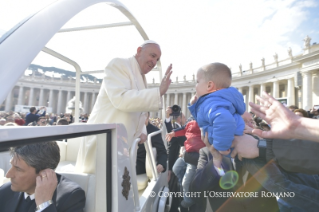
[174,120,205,153]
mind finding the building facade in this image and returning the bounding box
[2,36,319,118]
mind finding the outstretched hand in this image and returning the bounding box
[159,64,173,96]
[249,92,300,140]
[165,132,175,142]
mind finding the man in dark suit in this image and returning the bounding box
[164,107,188,212]
[190,135,279,212]
[136,112,168,174]
[0,141,85,212]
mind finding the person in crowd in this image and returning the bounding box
[188,62,245,159]
[4,122,18,126]
[25,107,46,126]
[80,113,88,123]
[164,107,187,212]
[166,117,205,208]
[189,131,279,212]
[56,118,69,125]
[0,141,86,211]
[37,116,48,126]
[13,113,25,126]
[308,106,319,119]
[294,108,308,117]
[288,105,298,112]
[0,118,6,126]
[76,40,173,173]
[6,115,15,123]
[136,113,167,175]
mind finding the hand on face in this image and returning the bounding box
[189,94,198,105]
[159,64,173,96]
[35,169,57,206]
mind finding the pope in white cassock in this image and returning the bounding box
[75,40,172,173]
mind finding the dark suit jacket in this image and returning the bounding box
[0,173,85,212]
[136,122,168,174]
[190,147,279,212]
[165,120,186,171]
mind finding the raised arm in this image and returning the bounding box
[250,92,319,142]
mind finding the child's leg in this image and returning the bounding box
[172,157,187,184]
[181,163,197,206]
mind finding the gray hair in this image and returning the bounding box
[10,141,60,173]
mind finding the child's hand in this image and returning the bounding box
[165,132,175,142]
[190,94,198,105]
[203,132,222,168]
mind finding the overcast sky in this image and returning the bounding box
[0,0,318,82]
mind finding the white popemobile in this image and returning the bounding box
[0,0,174,211]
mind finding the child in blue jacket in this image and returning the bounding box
[188,62,246,156]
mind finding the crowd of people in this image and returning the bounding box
[1,40,318,212]
[0,109,93,127]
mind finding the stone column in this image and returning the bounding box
[166,93,170,108]
[260,84,265,96]
[5,90,12,111]
[182,93,187,115]
[83,92,88,113]
[38,88,44,106]
[28,87,34,106]
[57,89,63,114]
[66,90,71,103]
[302,71,313,110]
[91,92,96,110]
[238,87,243,94]
[18,86,24,105]
[273,81,279,99]
[248,85,254,111]
[174,93,178,105]
[49,89,54,108]
[287,78,295,106]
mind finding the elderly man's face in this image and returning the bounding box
[6,155,37,194]
[135,44,161,75]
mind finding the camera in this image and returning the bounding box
[170,105,181,117]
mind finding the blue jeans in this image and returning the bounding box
[242,158,319,212]
[173,157,197,204]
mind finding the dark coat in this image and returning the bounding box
[0,173,85,212]
[165,120,186,171]
[266,138,319,174]
[136,122,168,174]
[190,147,279,212]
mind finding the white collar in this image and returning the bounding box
[24,192,35,200]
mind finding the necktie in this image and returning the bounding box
[16,196,34,212]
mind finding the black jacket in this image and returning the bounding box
[136,122,168,173]
[190,147,279,212]
[266,138,319,174]
[165,120,186,171]
[0,173,85,212]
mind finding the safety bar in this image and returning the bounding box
[145,129,162,181]
[129,138,141,211]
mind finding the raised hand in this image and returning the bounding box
[249,91,300,140]
[159,64,173,96]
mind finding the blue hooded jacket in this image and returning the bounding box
[188,87,246,151]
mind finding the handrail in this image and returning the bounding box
[145,129,162,181]
[129,138,141,211]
